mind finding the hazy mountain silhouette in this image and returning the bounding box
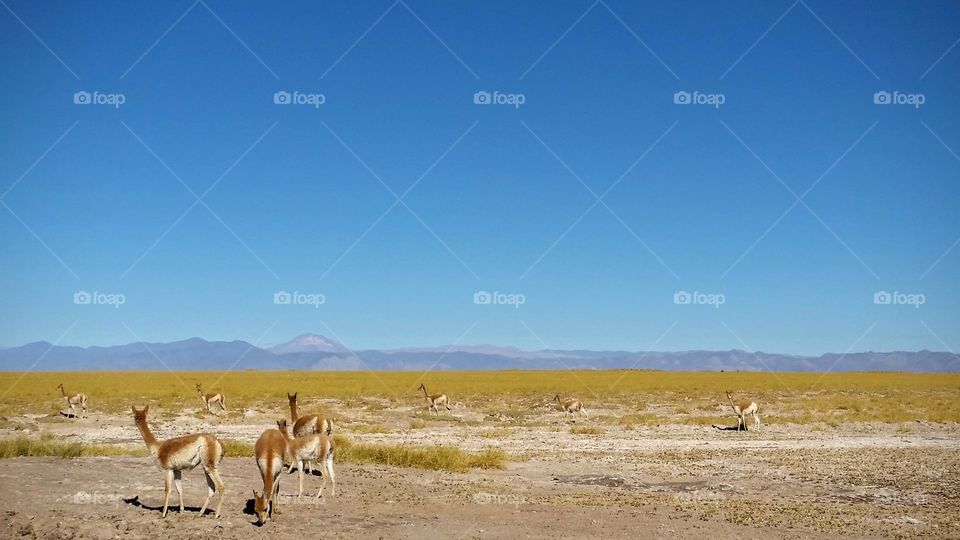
[0,336,956,372]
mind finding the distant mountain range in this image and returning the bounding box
[0,333,957,372]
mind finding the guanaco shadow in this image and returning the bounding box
[711,423,751,432]
[285,465,325,477]
[122,495,213,515]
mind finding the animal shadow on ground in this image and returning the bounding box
[122,495,206,515]
[711,423,750,432]
[286,467,325,477]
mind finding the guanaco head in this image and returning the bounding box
[276,418,288,435]
[418,383,426,391]
[196,383,203,393]
[252,489,268,525]
[554,394,561,402]
[131,405,149,422]
[287,392,297,403]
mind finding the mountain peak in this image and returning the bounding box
[268,333,345,355]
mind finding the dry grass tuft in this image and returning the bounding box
[332,435,506,472]
[0,435,144,459]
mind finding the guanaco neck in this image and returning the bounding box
[289,399,299,421]
[60,386,68,398]
[421,386,429,399]
[135,417,159,450]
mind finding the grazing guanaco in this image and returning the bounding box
[131,405,226,518]
[726,391,760,432]
[196,383,226,414]
[277,419,335,499]
[253,421,288,525]
[554,394,587,420]
[57,383,87,418]
[418,383,450,415]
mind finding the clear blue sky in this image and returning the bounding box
[1,0,958,355]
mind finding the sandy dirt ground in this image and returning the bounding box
[1,404,959,539]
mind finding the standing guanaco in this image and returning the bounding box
[276,419,335,499]
[287,392,332,474]
[196,383,226,414]
[554,394,587,420]
[726,391,760,432]
[131,405,226,518]
[418,383,450,415]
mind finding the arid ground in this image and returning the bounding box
[1,371,959,539]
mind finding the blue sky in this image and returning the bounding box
[1,0,958,355]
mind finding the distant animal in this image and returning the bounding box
[277,419,335,499]
[418,383,450,415]
[57,383,87,418]
[554,394,587,420]
[252,422,288,525]
[726,391,760,432]
[196,383,226,414]
[131,405,225,518]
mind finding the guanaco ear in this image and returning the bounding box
[131,406,138,414]
[143,404,149,414]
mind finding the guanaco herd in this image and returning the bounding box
[128,392,335,525]
[54,382,761,524]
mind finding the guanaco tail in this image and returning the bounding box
[196,383,226,414]
[131,405,226,518]
[554,394,587,419]
[57,383,87,418]
[253,421,288,525]
[726,391,760,432]
[277,418,335,499]
[418,383,450,416]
